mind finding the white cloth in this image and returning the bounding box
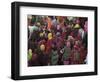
[78,28,85,39]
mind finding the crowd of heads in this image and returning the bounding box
[28,15,88,66]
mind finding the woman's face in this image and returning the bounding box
[66,41,71,48]
[57,25,60,30]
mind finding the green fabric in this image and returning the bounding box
[51,50,58,65]
[32,26,39,31]
[74,51,80,60]
[63,46,71,60]
[31,17,36,23]
[28,51,32,61]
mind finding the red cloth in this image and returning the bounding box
[45,39,52,54]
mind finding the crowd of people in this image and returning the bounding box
[28,15,88,66]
